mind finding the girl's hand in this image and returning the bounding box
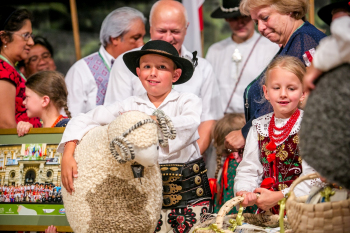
[17,121,33,137]
[61,141,78,194]
[236,191,258,207]
[254,188,284,211]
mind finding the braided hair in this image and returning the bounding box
[26,71,71,118]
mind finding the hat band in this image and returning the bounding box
[220,5,239,12]
[143,49,176,57]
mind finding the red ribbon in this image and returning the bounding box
[267,153,276,163]
[208,178,217,200]
[222,153,235,190]
[260,177,275,190]
[266,141,276,151]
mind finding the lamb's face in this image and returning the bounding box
[108,111,159,166]
[134,144,159,167]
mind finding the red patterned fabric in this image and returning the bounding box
[0,60,41,127]
[258,133,302,214]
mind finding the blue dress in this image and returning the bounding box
[242,21,326,138]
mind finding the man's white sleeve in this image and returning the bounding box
[313,16,350,72]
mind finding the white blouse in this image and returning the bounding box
[234,111,320,197]
[58,90,202,164]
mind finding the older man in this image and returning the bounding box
[66,7,146,117]
[206,0,279,114]
[105,0,222,155]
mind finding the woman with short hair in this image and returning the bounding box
[225,0,326,151]
[0,6,41,129]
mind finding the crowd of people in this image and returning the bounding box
[0,0,349,232]
[0,183,62,203]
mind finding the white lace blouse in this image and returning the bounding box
[234,110,321,197]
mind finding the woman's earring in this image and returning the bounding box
[4,44,6,48]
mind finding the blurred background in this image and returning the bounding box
[8,0,332,74]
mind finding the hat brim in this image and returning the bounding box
[211,6,242,18]
[318,1,350,25]
[123,49,194,85]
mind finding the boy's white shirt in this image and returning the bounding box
[58,89,202,164]
[234,110,320,197]
[104,45,223,122]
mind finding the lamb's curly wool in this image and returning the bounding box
[300,64,350,189]
[61,111,163,233]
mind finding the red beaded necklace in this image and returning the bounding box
[266,109,300,151]
[51,115,64,128]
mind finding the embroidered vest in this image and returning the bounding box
[258,133,302,191]
[258,133,302,214]
[84,53,110,105]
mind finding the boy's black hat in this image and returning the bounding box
[211,0,242,19]
[123,40,195,85]
[318,0,350,25]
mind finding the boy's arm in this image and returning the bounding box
[57,103,123,153]
[234,126,263,195]
[166,94,202,154]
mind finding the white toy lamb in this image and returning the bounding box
[61,110,175,233]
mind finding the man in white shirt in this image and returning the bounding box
[65,7,146,117]
[104,0,223,155]
[206,0,279,114]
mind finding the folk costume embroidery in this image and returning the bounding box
[258,110,302,214]
[84,53,111,105]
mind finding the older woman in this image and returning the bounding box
[0,7,41,129]
[18,36,57,78]
[225,0,326,150]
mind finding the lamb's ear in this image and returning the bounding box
[109,136,135,163]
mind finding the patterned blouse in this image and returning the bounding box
[0,59,41,127]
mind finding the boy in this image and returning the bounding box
[60,40,212,232]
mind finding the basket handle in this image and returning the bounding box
[215,196,244,231]
[288,173,320,198]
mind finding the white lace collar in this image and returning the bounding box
[253,110,303,144]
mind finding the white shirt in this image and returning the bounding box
[234,111,319,197]
[104,45,223,122]
[65,46,114,117]
[313,16,350,72]
[58,90,202,164]
[206,32,280,113]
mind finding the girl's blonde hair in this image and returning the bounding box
[265,55,306,85]
[239,0,309,20]
[212,113,245,179]
[26,71,71,118]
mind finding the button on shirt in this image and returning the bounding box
[65,46,114,117]
[58,90,202,164]
[104,45,223,122]
[206,32,280,114]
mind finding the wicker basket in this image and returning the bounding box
[193,196,288,233]
[286,173,350,233]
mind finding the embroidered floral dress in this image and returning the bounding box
[234,110,320,213]
[0,60,41,127]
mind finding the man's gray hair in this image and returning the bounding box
[100,7,146,47]
[149,1,188,27]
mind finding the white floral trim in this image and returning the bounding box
[252,110,303,145]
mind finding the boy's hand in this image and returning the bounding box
[61,141,78,194]
[17,121,33,137]
[254,188,284,210]
[237,191,258,207]
[304,63,323,92]
[150,115,158,123]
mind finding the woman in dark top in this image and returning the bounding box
[225,0,326,151]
